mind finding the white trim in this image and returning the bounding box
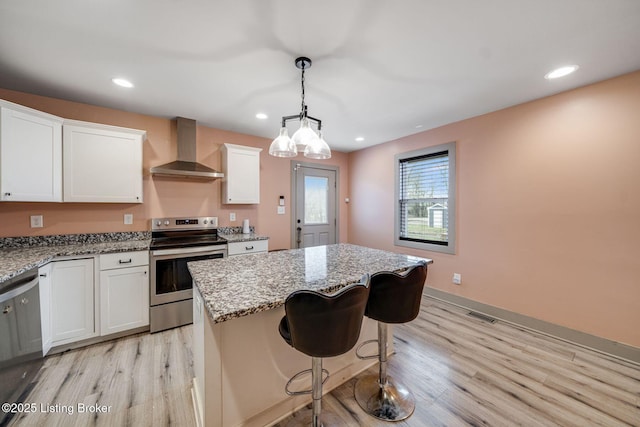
[290,161,339,249]
[394,141,456,254]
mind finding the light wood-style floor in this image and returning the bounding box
[9,297,640,426]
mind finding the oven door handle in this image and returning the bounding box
[151,245,227,257]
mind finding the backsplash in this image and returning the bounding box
[0,231,151,249]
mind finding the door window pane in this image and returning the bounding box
[304,176,328,224]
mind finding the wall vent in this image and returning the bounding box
[467,311,497,323]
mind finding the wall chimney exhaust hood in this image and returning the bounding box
[150,117,224,179]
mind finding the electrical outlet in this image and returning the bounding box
[277,206,285,215]
[124,214,133,225]
[230,212,236,221]
[30,215,43,228]
[452,273,462,285]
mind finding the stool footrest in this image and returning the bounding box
[355,339,380,360]
[285,368,329,396]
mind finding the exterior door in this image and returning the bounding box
[293,163,337,248]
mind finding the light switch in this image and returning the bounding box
[124,214,133,225]
[277,206,285,215]
[230,212,236,221]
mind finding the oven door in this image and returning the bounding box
[150,245,226,306]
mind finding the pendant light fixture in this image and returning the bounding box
[269,57,331,159]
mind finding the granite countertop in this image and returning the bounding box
[219,232,269,243]
[0,237,150,284]
[188,243,433,324]
[0,228,269,285]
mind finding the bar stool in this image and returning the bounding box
[354,261,428,421]
[279,275,370,427]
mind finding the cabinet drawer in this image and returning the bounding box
[227,240,268,256]
[100,251,148,270]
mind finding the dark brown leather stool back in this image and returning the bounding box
[366,261,427,324]
[280,281,370,358]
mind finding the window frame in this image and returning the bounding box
[394,141,456,254]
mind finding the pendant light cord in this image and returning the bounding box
[300,64,306,118]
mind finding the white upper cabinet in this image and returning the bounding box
[221,143,262,204]
[0,100,63,202]
[63,120,146,203]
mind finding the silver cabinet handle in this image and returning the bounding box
[39,273,47,278]
[118,259,133,264]
[245,246,254,250]
[3,305,12,314]
[3,192,11,196]
[20,298,29,305]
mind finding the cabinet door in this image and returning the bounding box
[38,263,52,356]
[222,144,261,204]
[100,265,149,335]
[51,258,95,344]
[63,121,144,203]
[0,105,63,202]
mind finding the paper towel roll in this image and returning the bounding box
[242,219,250,234]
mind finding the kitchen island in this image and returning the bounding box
[188,243,432,427]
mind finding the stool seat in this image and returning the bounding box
[280,275,370,427]
[354,261,428,422]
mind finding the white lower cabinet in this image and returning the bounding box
[99,251,149,335]
[50,258,96,345]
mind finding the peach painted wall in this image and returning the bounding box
[348,71,640,348]
[0,88,350,249]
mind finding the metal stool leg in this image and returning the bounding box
[312,357,322,427]
[285,357,342,427]
[354,322,415,421]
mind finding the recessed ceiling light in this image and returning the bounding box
[544,65,579,80]
[256,113,268,120]
[355,136,365,142]
[415,124,423,129]
[112,78,134,88]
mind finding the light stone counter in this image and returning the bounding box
[189,243,433,427]
[188,243,432,324]
[218,231,268,243]
[0,235,151,283]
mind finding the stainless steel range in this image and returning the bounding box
[149,217,226,333]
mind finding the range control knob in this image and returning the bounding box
[164,220,170,226]
[203,219,208,225]
[156,220,162,226]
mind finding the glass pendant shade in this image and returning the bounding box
[291,117,319,149]
[304,131,331,159]
[270,57,332,160]
[269,127,297,157]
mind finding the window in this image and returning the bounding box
[304,176,329,224]
[395,141,456,254]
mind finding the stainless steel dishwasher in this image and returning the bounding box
[0,268,43,426]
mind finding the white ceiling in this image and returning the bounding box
[1,0,639,152]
